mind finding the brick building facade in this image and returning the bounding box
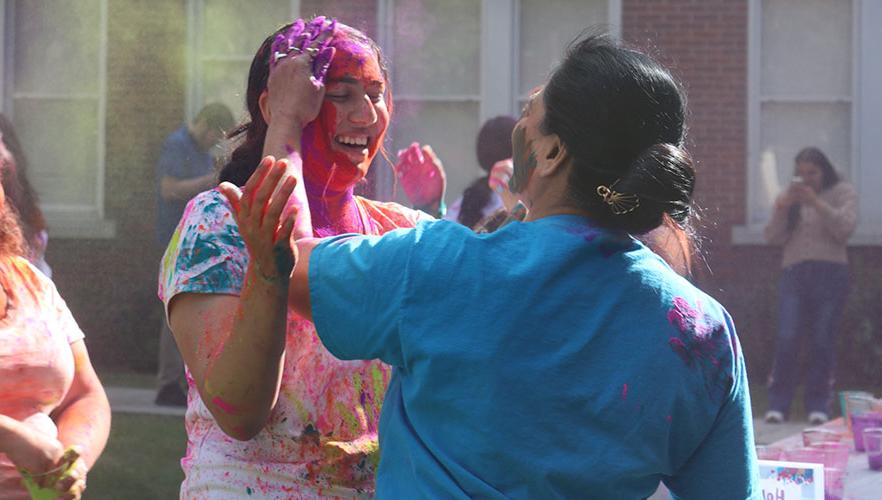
[3,1,879,386]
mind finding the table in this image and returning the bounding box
[768,418,881,499]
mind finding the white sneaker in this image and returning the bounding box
[765,410,784,424]
[808,412,829,425]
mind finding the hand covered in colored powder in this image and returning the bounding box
[394,143,446,210]
[487,159,520,212]
[219,156,299,284]
[267,17,337,127]
[19,447,85,500]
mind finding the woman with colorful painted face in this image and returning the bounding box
[0,154,110,499]
[228,34,759,498]
[158,18,443,497]
[763,147,857,425]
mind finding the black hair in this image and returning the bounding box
[541,34,695,235]
[458,116,516,228]
[219,20,391,187]
[787,146,841,231]
[195,102,235,132]
[0,113,46,250]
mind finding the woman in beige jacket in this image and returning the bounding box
[764,147,857,425]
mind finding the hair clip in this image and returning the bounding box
[596,181,639,215]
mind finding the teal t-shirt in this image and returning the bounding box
[309,215,759,499]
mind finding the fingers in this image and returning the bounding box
[264,174,297,236]
[276,207,297,247]
[313,46,335,83]
[243,156,275,211]
[218,182,244,221]
[252,161,287,227]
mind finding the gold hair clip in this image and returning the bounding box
[596,181,640,215]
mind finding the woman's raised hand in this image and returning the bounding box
[394,142,447,210]
[488,159,520,212]
[266,17,337,128]
[219,156,299,285]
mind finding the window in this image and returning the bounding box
[188,0,620,205]
[737,0,881,244]
[187,0,300,121]
[2,0,112,238]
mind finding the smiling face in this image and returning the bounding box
[301,36,389,193]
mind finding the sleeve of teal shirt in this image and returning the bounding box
[308,228,416,367]
[665,317,761,500]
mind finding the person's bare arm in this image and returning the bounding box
[50,339,111,497]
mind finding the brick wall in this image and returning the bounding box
[622,0,882,387]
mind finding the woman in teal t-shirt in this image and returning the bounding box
[222,34,759,499]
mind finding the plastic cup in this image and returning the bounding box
[802,427,841,446]
[824,467,846,500]
[864,427,882,471]
[809,442,850,471]
[845,394,876,434]
[783,446,826,465]
[755,445,784,460]
[839,390,872,420]
[851,411,882,451]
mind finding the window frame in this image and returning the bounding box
[1,0,114,238]
[735,0,880,245]
[372,0,621,200]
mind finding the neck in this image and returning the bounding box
[305,182,362,236]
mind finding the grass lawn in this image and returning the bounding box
[86,413,186,499]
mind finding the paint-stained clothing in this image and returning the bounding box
[0,256,84,499]
[156,125,215,246]
[308,215,760,499]
[158,189,431,499]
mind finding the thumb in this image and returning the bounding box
[218,182,244,222]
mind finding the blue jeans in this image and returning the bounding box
[768,261,849,417]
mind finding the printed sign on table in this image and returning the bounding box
[758,460,825,500]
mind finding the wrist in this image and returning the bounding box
[246,264,289,292]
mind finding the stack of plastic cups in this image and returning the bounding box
[839,390,872,434]
[785,443,849,500]
[852,411,882,452]
[755,445,784,460]
[863,427,882,471]
[844,394,875,439]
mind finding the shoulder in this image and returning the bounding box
[168,189,241,258]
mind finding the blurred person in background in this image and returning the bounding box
[441,115,517,229]
[158,17,446,496]
[154,102,235,407]
[764,146,857,425]
[0,114,51,277]
[0,146,111,499]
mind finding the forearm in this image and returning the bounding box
[0,414,25,454]
[53,392,110,469]
[201,267,289,440]
[812,197,857,242]
[263,121,313,238]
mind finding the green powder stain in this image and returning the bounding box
[335,401,359,434]
[246,486,253,495]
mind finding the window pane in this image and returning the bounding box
[202,60,251,120]
[13,99,99,207]
[202,1,292,58]
[388,100,480,205]
[519,0,608,97]
[761,0,852,97]
[755,102,851,224]
[13,0,100,95]
[392,0,480,96]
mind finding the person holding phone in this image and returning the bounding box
[764,147,858,425]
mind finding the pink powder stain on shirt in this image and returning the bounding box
[621,383,628,400]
